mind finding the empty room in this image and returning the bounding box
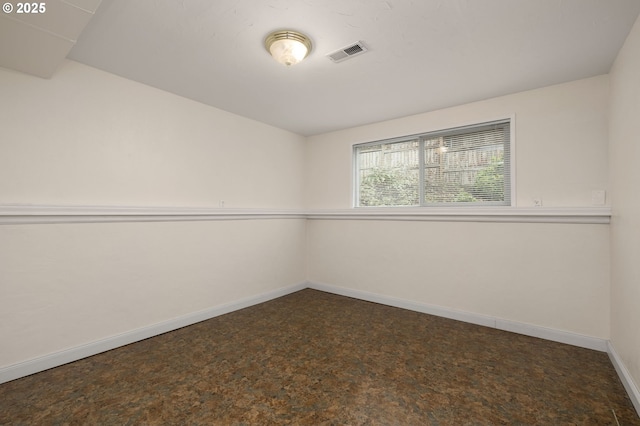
[1,0,640,423]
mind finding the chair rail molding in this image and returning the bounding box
[0,204,306,224]
[0,204,611,225]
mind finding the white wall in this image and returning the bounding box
[0,219,306,368]
[307,220,609,338]
[0,60,305,208]
[609,14,640,395]
[305,77,611,339]
[0,61,307,369]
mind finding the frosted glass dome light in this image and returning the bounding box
[265,30,312,66]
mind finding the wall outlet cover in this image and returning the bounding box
[591,190,606,206]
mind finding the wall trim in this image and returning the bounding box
[607,341,640,415]
[307,207,611,224]
[0,204,611,225]
[307,281,608,352]
[0,281,307,385]
[0,204,306,225]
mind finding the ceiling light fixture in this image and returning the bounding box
[264,30,312,66]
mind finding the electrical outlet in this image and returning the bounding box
[591,190,606,206]
[219,200,225,208]
[533,197,543,207]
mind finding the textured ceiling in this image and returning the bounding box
[0,0,101,77]
[6,1,640,136]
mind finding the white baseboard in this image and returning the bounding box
[494,318,607,352]
[307,281,608,352]
[607,341,640,416]
[0,282,307,385]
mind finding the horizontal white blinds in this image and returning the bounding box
[355,120,511,207]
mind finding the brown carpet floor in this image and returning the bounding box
[0,289,638,425]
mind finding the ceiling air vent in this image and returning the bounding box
[326,41,368,63]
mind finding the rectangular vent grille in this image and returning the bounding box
[327,41,368,63]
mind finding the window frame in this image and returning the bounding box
[352,117,516,208]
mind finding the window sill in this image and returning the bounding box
[0,204,611,225]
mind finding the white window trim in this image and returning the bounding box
[509,113,517,206]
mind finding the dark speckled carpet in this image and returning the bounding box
[1,289,638,425]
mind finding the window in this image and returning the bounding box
[354,119,512,207]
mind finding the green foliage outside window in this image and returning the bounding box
[469,156,504,202]
[359,155,504,206]
[359,167,419,206]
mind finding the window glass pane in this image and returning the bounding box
[357,140,419,206]
[354,120,510,207]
